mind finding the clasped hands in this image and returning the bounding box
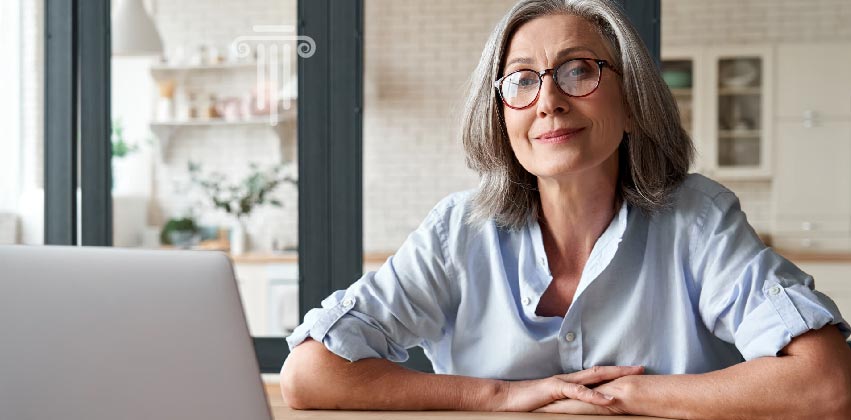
[495,365,645,415]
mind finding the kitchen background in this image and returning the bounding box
[1,0,850,337]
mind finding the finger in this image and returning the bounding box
[556,365,644,385]
[555,381,615,406]
[534,398,612,415]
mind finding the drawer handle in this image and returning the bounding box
[801,238,814,248]
[801,222,813,231]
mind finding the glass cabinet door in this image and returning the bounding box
[706,46,774,179]
[717,57,762,167]
[661,47,706,174]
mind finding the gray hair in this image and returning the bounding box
[461,0,694,230]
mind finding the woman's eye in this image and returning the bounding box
[517,77,538,87]
[568,66,588,77]
[563,62,594,79]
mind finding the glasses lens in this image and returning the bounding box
[556,59,600,96]
[500,70,539,108]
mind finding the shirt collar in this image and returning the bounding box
[525,198,630,306]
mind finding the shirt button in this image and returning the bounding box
[342,298,355,308]
[539,257,546,267]
[565,332,576,342]
[769,286,782,296]
[521,297,531,306]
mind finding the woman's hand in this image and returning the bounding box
[530,373,642,415]
[494,365,644,412]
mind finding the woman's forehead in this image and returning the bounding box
[504,14,611,66]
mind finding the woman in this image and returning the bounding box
[281,0,851,417]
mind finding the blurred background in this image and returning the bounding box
[1,0,849,346]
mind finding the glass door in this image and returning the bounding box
[110,0,300,339]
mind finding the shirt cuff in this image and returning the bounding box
[734,279,850,360]
[285,291,358,357]
[285,291,411,363]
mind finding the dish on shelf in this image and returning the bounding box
[662,70,692,88]
[720,60,758,88]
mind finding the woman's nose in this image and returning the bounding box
[536,73,570,117]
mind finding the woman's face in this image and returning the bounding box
[501,14,630,184]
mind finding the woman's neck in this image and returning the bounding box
[536,159,619,260]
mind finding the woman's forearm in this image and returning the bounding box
[620,327,851,420]
[280,338,504,411]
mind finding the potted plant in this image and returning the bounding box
[110,118,142,193]
[159,216,199,248]
[187,161,296,254]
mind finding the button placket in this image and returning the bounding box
[558,304,583,372]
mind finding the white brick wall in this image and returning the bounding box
[363,0,515,252]
[663,0,851,46]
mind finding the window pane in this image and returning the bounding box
[1,0,44,246]
[111,0,299,337]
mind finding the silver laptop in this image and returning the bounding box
[0,245,273,420]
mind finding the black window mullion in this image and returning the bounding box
[614,0,661,66]
[44,0,78,245]
[77,0,112,246]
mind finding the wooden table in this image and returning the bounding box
[264,384,673,420]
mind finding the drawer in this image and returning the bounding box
[774,218,850,235]
[772,235,851,252]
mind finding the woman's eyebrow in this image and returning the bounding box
[504,46,599,69]
[554,46,598,60]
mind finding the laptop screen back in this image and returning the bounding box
[0,245,273,420]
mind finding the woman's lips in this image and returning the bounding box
[533,127,585,144]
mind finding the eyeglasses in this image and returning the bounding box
[493,58,620,110]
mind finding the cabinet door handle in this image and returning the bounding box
[801,221,813,231]
[801,238,814,248]
[802,110,817,128]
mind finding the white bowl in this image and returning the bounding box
[720,60,758,88]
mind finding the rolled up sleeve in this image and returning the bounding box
[692,191,850,360]
[286,204,455,363]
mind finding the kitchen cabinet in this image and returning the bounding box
[660,48,706,173]
[234,260,299,336]
[772,121,851,251]
[771,42,851,252]
[662,45,773,180]
[776,43,851,120]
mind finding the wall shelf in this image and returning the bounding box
[151,62,257,73]
[718,87,761,96]
[150,112,296,161]
[718,129,761,138]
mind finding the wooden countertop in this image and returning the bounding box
[263,383,673,420]
[774,249,851,263]
[230,252,393,265]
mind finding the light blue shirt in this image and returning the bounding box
[286,174,849,379]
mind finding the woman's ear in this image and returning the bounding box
[625,113,635,134]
